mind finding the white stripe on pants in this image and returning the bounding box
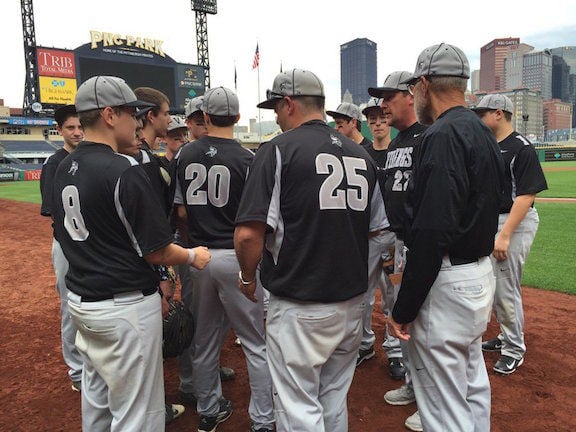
[266,293,364,432]
[68,291,165,432]
[408,256,494,432]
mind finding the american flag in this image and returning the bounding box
[252,44,260,69]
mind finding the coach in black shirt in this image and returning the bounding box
[235,69,387,432]
[388,44,504,432]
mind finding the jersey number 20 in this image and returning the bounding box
[61,185,89,241]
[316,154,368,211]
[185,163,231,207]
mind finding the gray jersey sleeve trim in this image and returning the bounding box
[116,153,140,166]
[174,177,184,205]
[114,178,143,257]
[370,182,389,232]
[265,146,284,265]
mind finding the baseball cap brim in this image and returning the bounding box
[326,110,352,119]
[123,100,156,109]
[135,106,154,118]
[257,96,283,110]
[400,75,420,85]
[368,87,403,97]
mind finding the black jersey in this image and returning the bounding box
[362,141,388,193]
[174,136,253,249]
[40,148,70,218]
[359,137,373,148]
[498,132,547,213]
[52,141,174,299]
[393,107,504,323]
[138,140,172,217]
[236,120,387,303]
[382,122,427,238]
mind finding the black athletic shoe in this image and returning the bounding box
[493,355,524,375]
[482,338,502,352]
[388,357,406,380]
[356,345,375,366]
[179,390,197,405]
[198,398,233,432]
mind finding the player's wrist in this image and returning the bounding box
[238,270,256,285]
[186,248,196,266]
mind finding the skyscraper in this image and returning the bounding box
[340,38,377,106]
[523,50,553,100]
[480,37,520,92]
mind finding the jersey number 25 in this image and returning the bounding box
[315,154,368,211]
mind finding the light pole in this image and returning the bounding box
[522,114,529,137]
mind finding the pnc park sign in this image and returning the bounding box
[89,30,166,57]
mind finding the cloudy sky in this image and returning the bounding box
[2,0,576,126]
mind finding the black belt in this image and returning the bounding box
[449,256,477,266]
[81,287,158,302]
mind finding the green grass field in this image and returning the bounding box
[0,180,41,204]
[1,169,574,294]
[539,161,576,198]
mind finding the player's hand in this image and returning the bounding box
[159,279,174,302]
[238,276,258,303]
[492,233,510,262]
[192,246,211,269]
[387,315,411,341]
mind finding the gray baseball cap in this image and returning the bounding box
[167,115,187,132]
[326,102,362,121]
[472,94,514,114]
[75,76,154,113]
[402,43,470,85]
[202,86,239,116]
[257,68,325,109]
[361,97,382,116]
[185,96,204,118]
[368,71,413,97]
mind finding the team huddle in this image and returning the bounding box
[40,43,547,432]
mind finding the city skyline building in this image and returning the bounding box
[480,37,520,92]
[340,38,377,106]
[504,43,534,89]
[522,50,553,100]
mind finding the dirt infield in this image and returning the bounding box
[1,199,575,432]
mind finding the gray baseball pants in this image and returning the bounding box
[266,292,364,432]
[189,249,274,429]
[361,230,401,358]
[491,208,539,360]
[68,291,165,432]
[52,239,83,383]
[409,256,494,432]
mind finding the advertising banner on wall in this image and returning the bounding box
[39,76,77,104]
[37,48,76,78]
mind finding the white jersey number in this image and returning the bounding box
[185,163,231,207]
[61,185,89,241]
[392,169,411,191]
[316,154,368,211]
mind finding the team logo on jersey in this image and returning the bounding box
[330,134,342,148]
[205,146,217,157]
[68,161,79,176]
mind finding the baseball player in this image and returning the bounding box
[174,86,274,432]
[368,70,427,431]
[235,69,387,432]
[360,97,404,378]
[52,75,211,432]
[473,93,548,374]
[326,102,372,146]
[39,104,84,392]
[161,115,188,168]
[175,96,236,407]
[388,44,505,432]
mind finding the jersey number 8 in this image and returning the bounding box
[316,154,368,211]
[61,185,89,241]
[185,163,231,207]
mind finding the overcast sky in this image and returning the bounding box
[2,0,576,126]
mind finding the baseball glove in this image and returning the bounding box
[162,300,194,359]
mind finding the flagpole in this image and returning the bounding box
[257,65,262,144]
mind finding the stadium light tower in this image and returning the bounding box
[191,0,217,90]
[21,0,40,116]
